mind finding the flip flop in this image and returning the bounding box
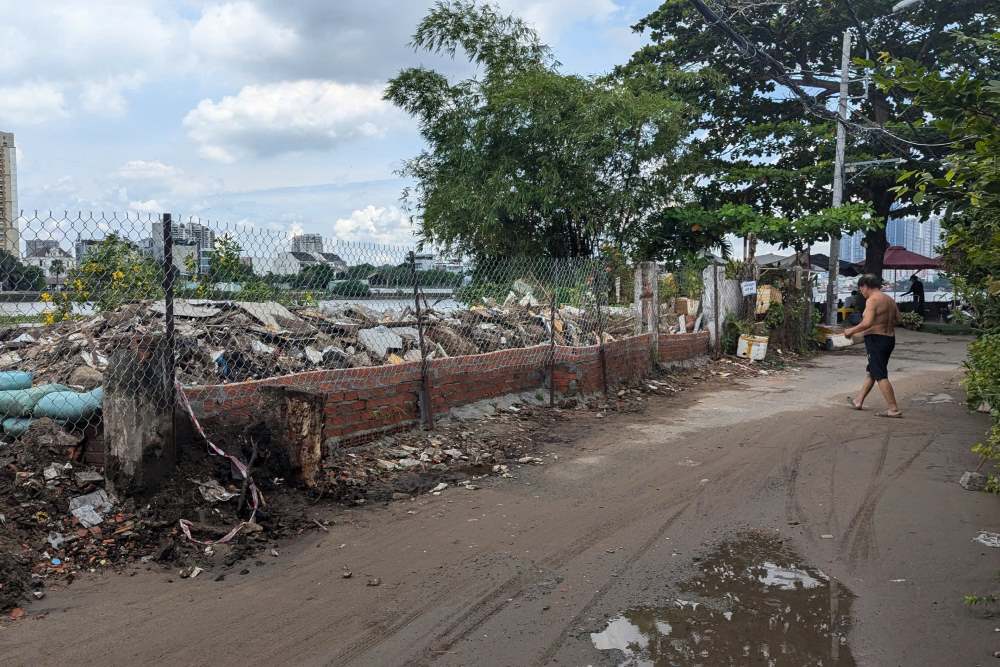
[875,411,903,419]
[847,396,862,410]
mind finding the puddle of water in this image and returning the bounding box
[591,531,854,666]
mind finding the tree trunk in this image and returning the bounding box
[863,227,888,276]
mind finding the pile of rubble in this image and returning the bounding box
[0,294,637,387]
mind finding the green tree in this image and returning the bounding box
[625,0,1000,274]
[66,235,162,311]
[0,251,46,291]
[385,0,691,260]
[294,263,341,290]
[207,235,255,283]
[49,259,65,286]
[873,33,1000,332]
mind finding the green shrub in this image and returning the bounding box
[965,334,1000,492]
[900,311,924,330]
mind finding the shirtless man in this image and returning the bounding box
[844,274,903,417]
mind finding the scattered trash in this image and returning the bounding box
[67,489,114,528]
[191,478,239,503]
[342,568,353,579]
[518,456,544,465]
[820,534,834,539]
[431,482,448,493]
[73,471,104,486]
[960,471,989,492]
[46,532,65,549]
[9,607,25,621]
[973,531,1000,548]
[367,578,382,587]
[271,549,280,557]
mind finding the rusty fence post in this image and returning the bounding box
[596,266,609,397]
[409,252,434,430]
[548,262,558,407]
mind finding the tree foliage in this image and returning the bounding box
[385,0,692,259]
[64,235,162,312]
[625,0,1000,273]
[0,251,45,291]
[637,202,876,263]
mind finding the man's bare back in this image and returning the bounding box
[861,290,900,336]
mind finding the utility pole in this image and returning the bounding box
[826,29,852,326]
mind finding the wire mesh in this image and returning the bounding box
[3,210,708,453]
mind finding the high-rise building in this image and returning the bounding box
[886,213,942,258]
[0,132,18,256]
[839,232,865,264]
[151,220,217,276]
[839,212,943,265]
[291,234,324,254]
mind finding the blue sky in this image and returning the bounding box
[3,0,663,245]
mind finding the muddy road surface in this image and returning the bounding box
[3,330,997,666]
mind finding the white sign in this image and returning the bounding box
[741,281,758,297]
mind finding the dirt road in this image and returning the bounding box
[3,330,997,665]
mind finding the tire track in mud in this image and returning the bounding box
[333,459,745,666]
[534,445,789,666]
[400,451,766,666]
[839,431,934,566]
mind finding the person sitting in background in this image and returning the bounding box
[846,290,864,326]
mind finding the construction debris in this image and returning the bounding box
[0,297,636,387]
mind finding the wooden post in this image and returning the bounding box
[104,335,175,496]
[634,261,659,362]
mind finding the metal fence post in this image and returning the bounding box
[410,252,434,430]
[161,212,176,436]
[596,267,609,397]
[713,263,721,358]
[548,264,557,407]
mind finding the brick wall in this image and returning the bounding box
[183,331,709,448]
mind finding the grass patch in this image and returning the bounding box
[921,321,976,336]
[0,314,45,325]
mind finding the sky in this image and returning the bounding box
[2,0,664,247]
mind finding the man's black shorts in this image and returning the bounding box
[864,334,896,380]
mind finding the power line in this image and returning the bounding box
[685,0,964,154]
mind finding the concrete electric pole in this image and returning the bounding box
[825,29,852,326]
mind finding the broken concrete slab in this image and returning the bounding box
[358,326,403,359]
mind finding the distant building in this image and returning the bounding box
[75,238,101,263]
[0,132,18,256]
[151,220,217,277]
[839,209,943,266]
[291,234,324,254]
[250,251,346,277]
[23,241,75,286]
[413,252,465,273]
[413,252,436,271]
[839,232,866,264]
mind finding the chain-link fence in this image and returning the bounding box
[0,210,728,493]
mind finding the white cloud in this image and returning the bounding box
[192,2,299,67]
[118,160,183,181]
[498,0,621,39]
[333,205,415,244]
[0,2,182,121]
[183,80,400,162]
[129,199,163,213]
[80,74,146,117]
[0,82,67,124]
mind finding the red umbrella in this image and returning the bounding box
[881,245,941,270]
